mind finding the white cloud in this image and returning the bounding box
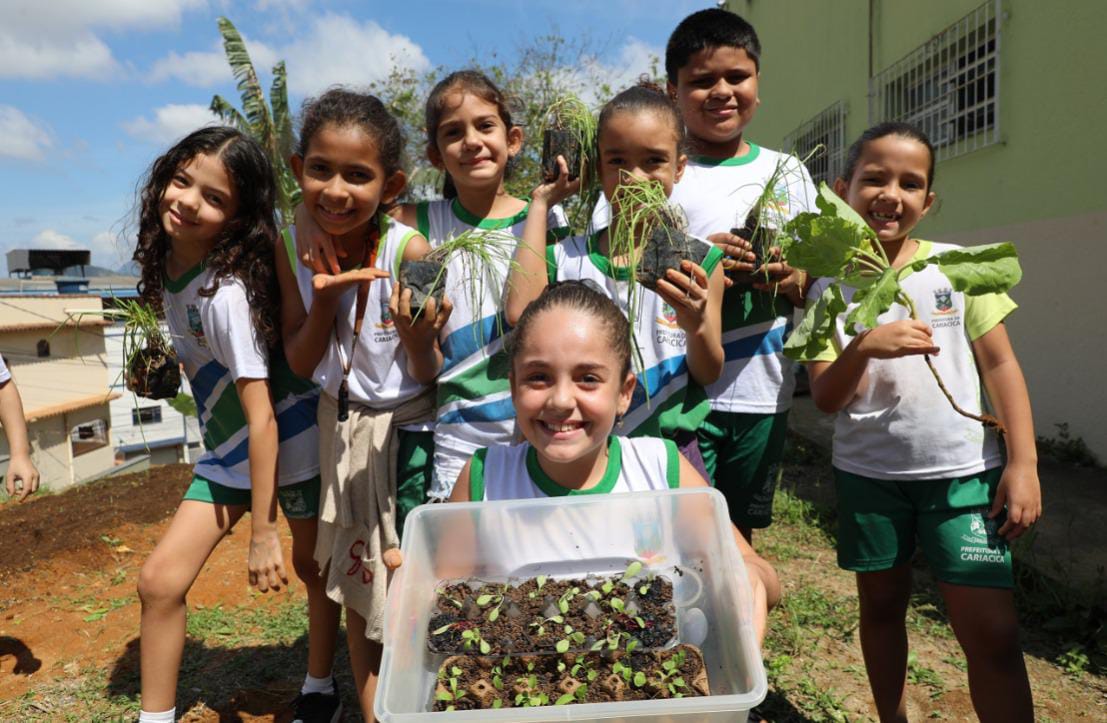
[145,13,430,94]
[283,14,429,94]
[122,104,225,145]
[577,38,663,104]
[0,0,206,81]
[30,229,83,250]
[255,0,311,9]
[0,106,54,161]
[89,230,129,269]
[149,38,280,88]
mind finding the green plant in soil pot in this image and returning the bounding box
[607,176,712,376]
[780,183,1022,434]
[539,94,596,185]
[398,228,518,327]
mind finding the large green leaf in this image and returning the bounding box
[217,17,274,146]
[209,95,249,132]
[930,243,1022,295]
[270,61,295,161]
[813,182,875,239]
[784,284,847,360]
[844,267,900,333]
[781,213,864,277]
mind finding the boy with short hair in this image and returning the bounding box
[666,8,817,542]
[0,354,40,501]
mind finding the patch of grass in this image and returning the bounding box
[907,651,945,697]
[794,674,850,721]
[768,586,858,657]
[186,603,241,643]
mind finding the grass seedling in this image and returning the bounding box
[780,183,1023,434]
[540,93,599,232]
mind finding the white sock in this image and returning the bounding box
[302,672,335,696]
[138,709,175,723]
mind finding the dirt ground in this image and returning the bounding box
[0,456,1104,721]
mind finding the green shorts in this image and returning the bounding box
[697,409,789,528]
[183,474,321,520]
[834,467,1012,588]
[396,430,434,538]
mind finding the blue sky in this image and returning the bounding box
[0,0,708,272]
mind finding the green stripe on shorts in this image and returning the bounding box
[183,474,321,519]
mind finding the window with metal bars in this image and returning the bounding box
[868,0,1000,161]
[783,100,848,187]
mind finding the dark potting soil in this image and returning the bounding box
[637,225,713,292]
[399,259,447,313]
[125,345,181,400]
[727,204,776,286]
[429,573,677,656]
[542,128,583,182]
[432,644,709,711]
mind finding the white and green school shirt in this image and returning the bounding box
[468,437,680,572]
[163,264,320,489]
[0,353,9,383]
[415,198,569,499]
[803,241,1015,480]
[671,144,817,414]
[547,233,724,438]
[286,215,425,408]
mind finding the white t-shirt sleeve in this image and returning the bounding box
[778,152,818,217]
[203,280,269,380]
[0,354,10,383]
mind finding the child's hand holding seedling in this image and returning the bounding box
[855,319,941,360]
[532,156,582,209]
[706,231,756,289]
[655,260,712,334]
[389,282,452,384]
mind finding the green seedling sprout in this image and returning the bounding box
[529,574,548,599]
[460,627,491,655]
[780,183,1022,434]
[557,586,580,615]
[435,669,467,710]
[476,583,508,622]
[435,585,464,610]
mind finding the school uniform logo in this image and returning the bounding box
[377,300,394,329]
[657,303,680,330]
[186,304,207,347]
[933,288,956,315]
[958,508,1006,563]
[930,287,962,330]
[373,299,398,343]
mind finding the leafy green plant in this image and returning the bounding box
[529,574,548,599]
[210,17,299,228]
[435,586,465,610]
[557,586,580,615]
[435,665,468,711]
[780,183,1023,433]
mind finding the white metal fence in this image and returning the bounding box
[868,0,1000,161]
[783,99,848,187]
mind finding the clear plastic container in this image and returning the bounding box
[376,487,767,722]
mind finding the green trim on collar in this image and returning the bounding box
[526,436,622,497]
[469,447,487,501]
[545,243,558,284]
[451,197,529,229]
[164,259,206,293]
[690,141,761,167]
[586,230,632,281]
[663,439,681,489]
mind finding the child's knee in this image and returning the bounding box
[291,550,322,585]
[136,559,186,608]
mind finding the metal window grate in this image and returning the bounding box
[784,100,848,187]
[868,0,1000,161]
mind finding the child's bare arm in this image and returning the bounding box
[392,234,450,384]
[677,453,778,645]
[505,157,579,325]
[973,322,1040,540]
[275,229,389,378]
[236,377,288,593]
[656,260,725,385]
[808,319,940,413]
[0,378,39,501]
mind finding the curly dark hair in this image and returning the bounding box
[298,88,404,176]
[132,126,281,349]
